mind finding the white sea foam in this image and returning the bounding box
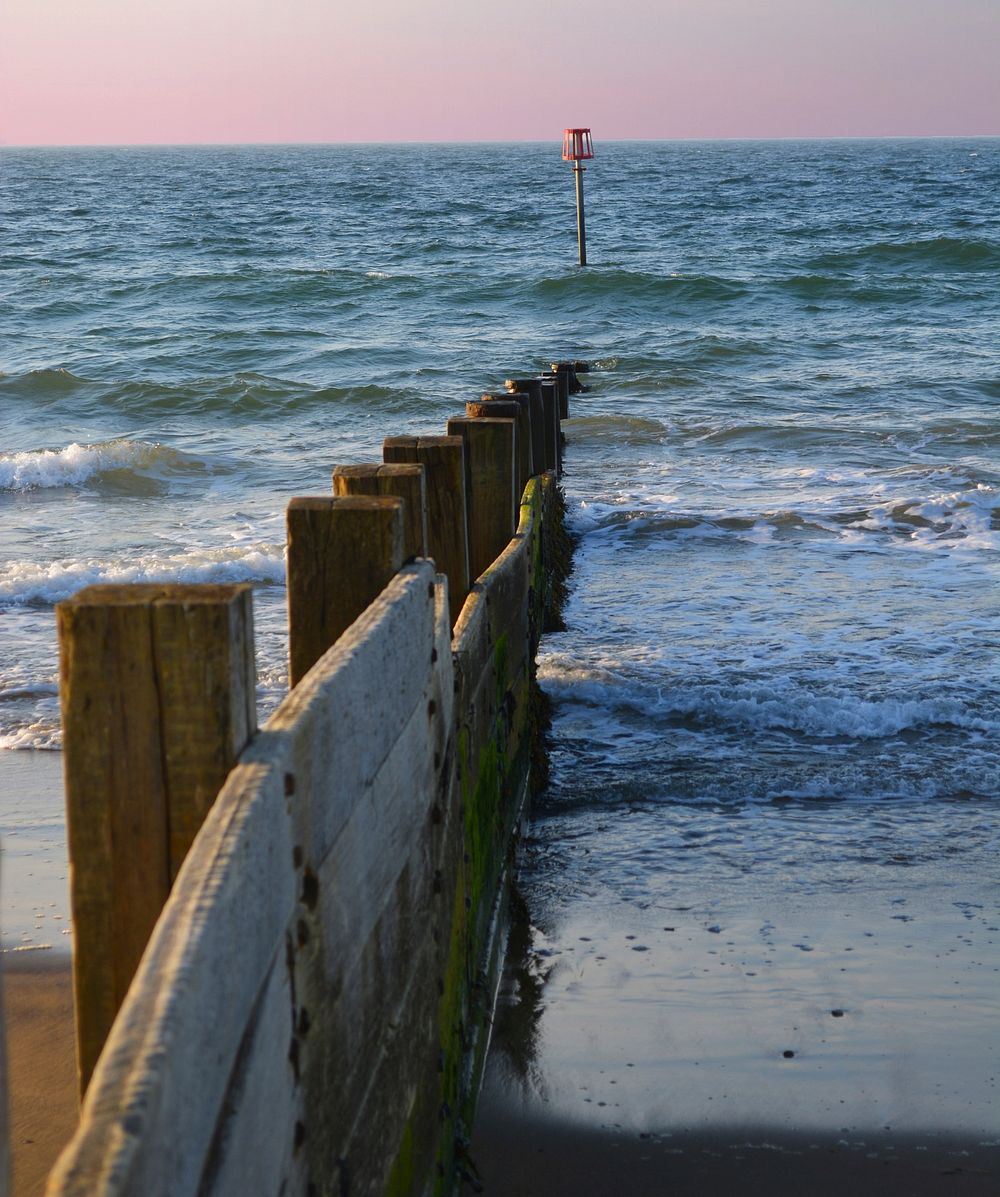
[572,476,999,553]
[1,545,286,607]
[538,660,997,740]
[0,721,62,751]
[0,439,208,491]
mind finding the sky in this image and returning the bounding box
[2,0,998,145]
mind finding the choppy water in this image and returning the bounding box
[2,140,998,923]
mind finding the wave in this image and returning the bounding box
[1,545,285,607]
[0,370,409,418]
[573,480,999,550]
[533,269,747,303]
[0,683,59,703]
[538,661,998,741]
[563,414,668,445]
[0,367,88,396]
[775,274,923,303]
[809,236,1000,273]
[0,439,219,492]
[0,721,62,752]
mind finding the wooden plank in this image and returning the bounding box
[480,503,533,672]
[332,463,428,561]
[48,755,297,1197]
[504,380,547,477]
[466,397,531,499]
[57,582,256,1096]
[445,417,517,581]
[382,436,470,625]
[538,379,560,473]
[194,959,302,1197]
[286,495,403,687]
[151,588,257,880]
[545,365,571,418]
[272,564,444,864]
[46,470,554,1197]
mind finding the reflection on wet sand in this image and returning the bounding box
[470,821,999,1195]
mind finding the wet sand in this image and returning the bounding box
[469,1108,998,1196]
[1,750,77,1194]
[3,953,77,1197]
[469,870,999,1195]
[0,751,70,953]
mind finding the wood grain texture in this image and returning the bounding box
[544,367,571,419]
[538,379,560,473]
[466,398,532,500]
[286,495,403,687]
[46,472,557,1197]
[272,565,442,866]
[57,582,255,1096]
[503,380,547,477]
[445,417,517,581]
[48,566,448,1197]
[382,437,470,626]
[332,463,428,562]
[152,588,257,880]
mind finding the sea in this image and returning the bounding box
[2,142,999,1139]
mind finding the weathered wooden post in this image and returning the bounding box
[287,496,403,686]
[382,436,470,625]
[57,582,257,1095]
[332,463,428,561]
[550,360,582,408]
[505,375,550,474]
[468,396,532,497]
[445,416,517,580]
[544,367,571,420]
[538,378,561,472]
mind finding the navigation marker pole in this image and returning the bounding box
[562,128,594,266]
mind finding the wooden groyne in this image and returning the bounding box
[39,362,583,1197]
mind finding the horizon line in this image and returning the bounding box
[2,133,998,151]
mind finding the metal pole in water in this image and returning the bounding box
[574,163,587,266]
[562,129,594,266]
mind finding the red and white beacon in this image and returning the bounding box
[562,128,594,266]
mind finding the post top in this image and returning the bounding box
[58,582,252,609]
[562,128,594,161]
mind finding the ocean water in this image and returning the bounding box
[2,141,998,964]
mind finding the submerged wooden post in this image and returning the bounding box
[287,496,403,686]
[505,383,550,476]
[382,435,470,625]
[469,396,532,498]
[445,416,517,580]
[332,463,428,561]
[57,582,257,1095]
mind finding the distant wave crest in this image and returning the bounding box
[810,236,1000,273]
[534,269,747,303]
[0,371,407,419]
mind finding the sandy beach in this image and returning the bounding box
[3,953,77,1197]
[2,750,77,1194]
[1,752,70,953]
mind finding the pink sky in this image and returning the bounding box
[2,0,997,145]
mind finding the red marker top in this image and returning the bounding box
[562,129,594,161]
